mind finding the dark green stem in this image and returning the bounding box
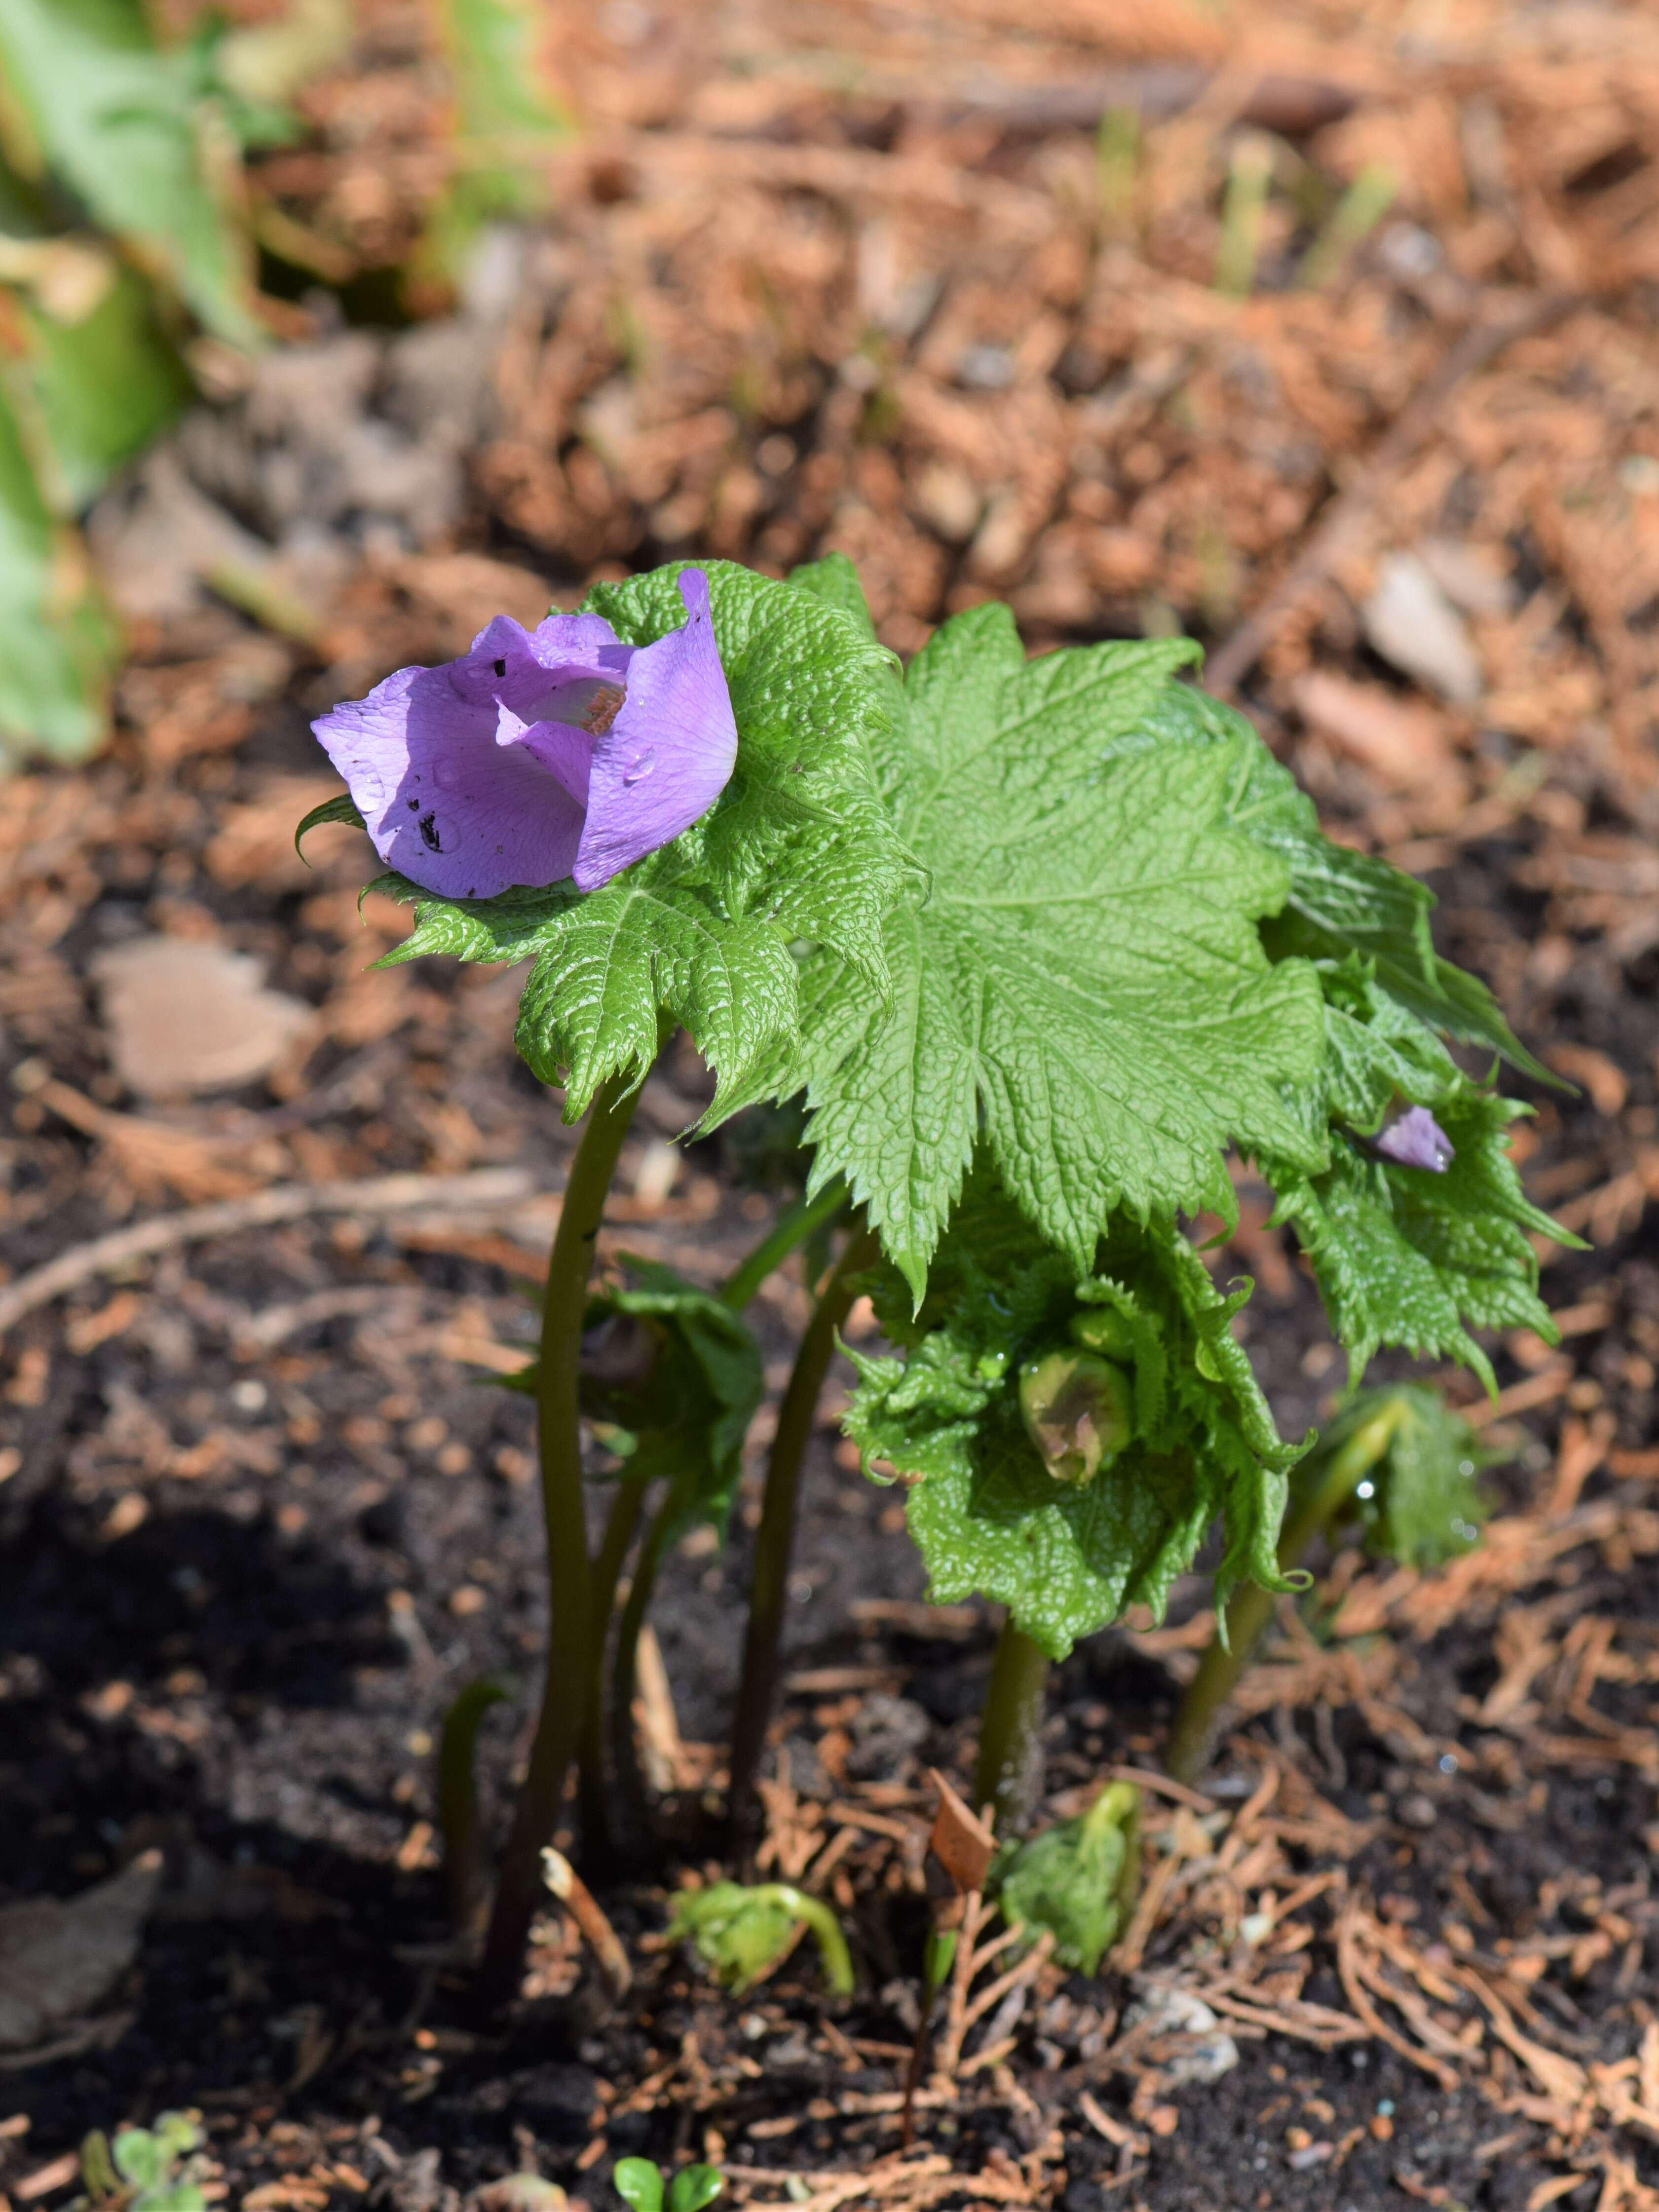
[1164,1400,1409,1785]
[727,1220,882,1850]
[576,1475,653,1862]
[719,1178,849,1313]
[606,1473,685,1856]
[973,1614,1052,1837]
[437,1675,514,1933]
[475,1070,641,2017]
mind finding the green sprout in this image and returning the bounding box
[669,1881,853,1997]
[613,2161,725,2212]
[994,1781,1141,1975]
[77,2112,208,2212]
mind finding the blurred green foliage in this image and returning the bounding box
[0,0,563,767]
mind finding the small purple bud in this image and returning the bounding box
[1374,1105,1455,1173]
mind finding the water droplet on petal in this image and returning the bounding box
[622,748,656,786]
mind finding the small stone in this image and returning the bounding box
[1362,550,1484,703]
[1122,1983,1241,2085]
[1147,2105,1179,2137]
[1396,1792,1439,1830]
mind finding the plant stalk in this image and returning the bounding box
[727,1220,881,1850]
[972,1614,1052,1836]
[1164,1400,1409,1785]
[576,1474,653,1862]
[475,1069,641,2017]
[607,1474,682,1857]
[719,1178,848,1313]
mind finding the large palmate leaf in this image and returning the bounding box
[0,0,262,349]
[1129,680,1555,1085]
[843,1187,1307,1659]
[359,562,905,1116]
[785,604,1324,1297]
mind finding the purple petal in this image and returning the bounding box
[313,660,585,900]
[573,570,738,891]
[1374,1106,1455,1173]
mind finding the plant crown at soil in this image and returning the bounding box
[302,553,1568,1656]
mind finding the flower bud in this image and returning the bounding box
[1018,1349,1133,1486]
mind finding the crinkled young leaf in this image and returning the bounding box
[359,562,904,1116]
[787,606,1325,1299]
[842,1189,1307,1659]
[1263,1086,1566,1393]
[582,1256,763,1526]
[995,1780,1139,1974]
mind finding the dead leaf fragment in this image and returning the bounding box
[0,1850,162,2052]
[927,1768,996,1894]
[1291,669,1457,793]
[93,937,312,1098]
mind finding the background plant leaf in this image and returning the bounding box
[0,0,262,349]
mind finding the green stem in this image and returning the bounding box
[607,1474,681,1858]
[727,1220,882,1850]
[436,1675,514,1933]
[576,1475,653,1862]
[720,1178,849,1313]
[582,1182,852,1869]
[973,1614,1052,1837]
[475,1069,641,2017]
[1164,1400,1409,1785]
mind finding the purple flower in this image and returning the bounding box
[311,569,736,901]
[1374,1105,1455,1173]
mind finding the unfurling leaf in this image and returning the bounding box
[842,1176,1308,1659]
[669,1881,853,1996]
[995,1780,1140,1974]
[1321,1384,1497,1568]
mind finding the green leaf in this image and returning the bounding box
[0,0,262,349]
[370,562,905,1117]
[3,259,189,509]
[584,560,906,995]
[613,2161,666,2212]
[995,1779,1139,1974]
[843,1189,1307,1659]
[788,551,879,639]
[1133,679,1559,1087]
[791,608,1324,1298]
[112,2130,167,2191]
[667,2169,727,2212]
[578,1257,764,1529]
[1321,1385,1494,1568]
[295,790,367,858]
[0,385,118,763]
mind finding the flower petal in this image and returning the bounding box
[1374,1105,1455,1173]
[313,661,585,900]
[573,569,738,891]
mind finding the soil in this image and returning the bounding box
[5,2,1659,2210]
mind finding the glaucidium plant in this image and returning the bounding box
[300,555,1571,2012]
